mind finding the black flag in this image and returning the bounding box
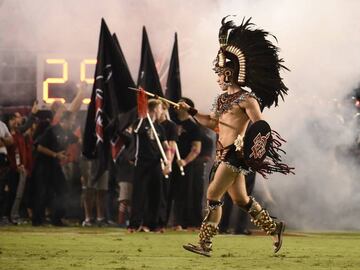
[165,33,182,103]
[166,33,182,120]
[137,26,163,97]
[111,33,138,161]
[83,19,136,179]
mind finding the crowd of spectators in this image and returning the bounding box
[0,88,255,234]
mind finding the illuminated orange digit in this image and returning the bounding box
[80,59,97,104]
[43,59,68,104]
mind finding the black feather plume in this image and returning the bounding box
[218,15,236,46]
[217,17,289,108]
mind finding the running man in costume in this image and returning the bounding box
[180,16,294,257]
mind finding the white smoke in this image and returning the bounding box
[229,0,360,230]
[1,0,360,229]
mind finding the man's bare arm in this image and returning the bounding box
[0,135,13,147]
[177,101,219,130]
[242,97,263,123]
[18,101,38,134]
[178,141,201,167]
[162,140,172,162]
[37,145,67,160]
[167,140,177,163]
[193,113,219,130]
[69,82,86,113]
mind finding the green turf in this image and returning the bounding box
[0,227,360,270]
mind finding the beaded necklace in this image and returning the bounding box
[211,91,261,117]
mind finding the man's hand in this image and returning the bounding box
[31,100,39,114]
[162,162,171,176]
[162,166,171,176]
[74,81,86,98]
[17,164,26,174]
[69,82,87,113]
[177,101,198,116]
[55,151,68,161]
[177,101,191,112]
[76,81,88,92]
[177,159,187,168]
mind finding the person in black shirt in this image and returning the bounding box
[157,101,178,231]
[170,97,202,230]
[128,99,171,232]
[31,111,78,226]
[159,102,178,150]
[187,125,216,230]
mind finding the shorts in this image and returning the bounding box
[118,182,132,201]
[82,159,109,191]
[115,160,135,183]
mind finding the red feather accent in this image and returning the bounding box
[137,87,148,118]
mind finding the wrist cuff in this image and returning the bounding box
[188,107,198,117]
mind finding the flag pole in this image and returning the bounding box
[174,143,185,176]
[164,111,185,176]
[146,112,169,178]
[130,87,238,131]
[129,87,179,108]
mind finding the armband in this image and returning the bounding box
[188,107,198,117]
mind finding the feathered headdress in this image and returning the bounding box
[214,16,289,109]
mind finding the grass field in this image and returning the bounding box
[0,226,360,270]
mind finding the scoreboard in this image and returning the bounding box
[36,55,96,109]
[0,50,98,109]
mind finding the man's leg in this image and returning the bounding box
[188,160,205,228]
[118,182,132,227]
[11,170,27,222]
[51,171,68,226]
[82,188,95,226]
[118,199,130,226]
[148,162,163,231]
[233,172,256,234]
[228,174,285,253]
[95,190,107,225]
[129,162,150,231]
[157,174,169,231]
[183,163,237,257]
[6,170,19,223]
[95,171,109,226]
[31,174,47,226]
[171,165,188,230]
[218,193,233,233]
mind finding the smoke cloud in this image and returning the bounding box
[1,0,360,229]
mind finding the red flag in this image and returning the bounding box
[137,87,148,118]
[111,136,125,162]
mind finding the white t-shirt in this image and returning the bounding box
[0,120,11,154]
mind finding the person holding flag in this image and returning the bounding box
[128,95,171,232]
[126,27,173,232]
[83,18,137,185]
[157,101,178,231]
[170,97,202,231]
[177,16,294,257]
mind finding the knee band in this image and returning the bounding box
[237,196,259,213]
[202,200,223,222]
[208,200,223,210]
